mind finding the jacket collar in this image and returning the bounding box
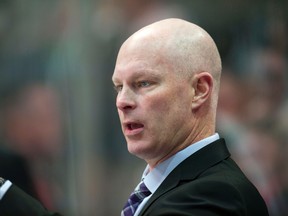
[138,138,230,216]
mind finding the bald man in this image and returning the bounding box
[113,18,268,215]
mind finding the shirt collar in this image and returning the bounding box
[142,133,220,193]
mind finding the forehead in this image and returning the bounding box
[112,31,178,82]
[112,49,170,82]
[112,58,162,83]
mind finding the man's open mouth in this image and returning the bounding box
[127,123,144,130]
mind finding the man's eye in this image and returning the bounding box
[114,85,123,92]
[137,81,151,88]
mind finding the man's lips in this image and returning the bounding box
[123,122,144,136]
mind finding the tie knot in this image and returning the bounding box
[135,182,150,198]
[121,181,151,216]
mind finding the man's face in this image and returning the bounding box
[112,41,195,167]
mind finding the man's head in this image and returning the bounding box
[112,18,222,168]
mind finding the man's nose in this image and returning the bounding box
[116,87,136,111]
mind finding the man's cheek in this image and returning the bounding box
[150,99,171,113]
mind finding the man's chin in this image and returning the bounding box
[127,142,147,157]
[127,142,157,162]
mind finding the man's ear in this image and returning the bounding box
[191,72,213,110]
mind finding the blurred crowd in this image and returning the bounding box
[0,0,287,215]
[0,82,65,210]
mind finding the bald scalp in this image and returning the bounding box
[117,18,222,112]
[120,18,221,82]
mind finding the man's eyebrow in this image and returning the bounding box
[131,69,161,78]
[112,69,159,81]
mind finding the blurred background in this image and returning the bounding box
[0,0,287,215]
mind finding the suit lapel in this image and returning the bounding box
[138,138,230,216]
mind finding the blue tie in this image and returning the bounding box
[121,181,151,216]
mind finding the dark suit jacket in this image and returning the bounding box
[0,139,268,215]
[138,138,269,216]
[0,184,61,216]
